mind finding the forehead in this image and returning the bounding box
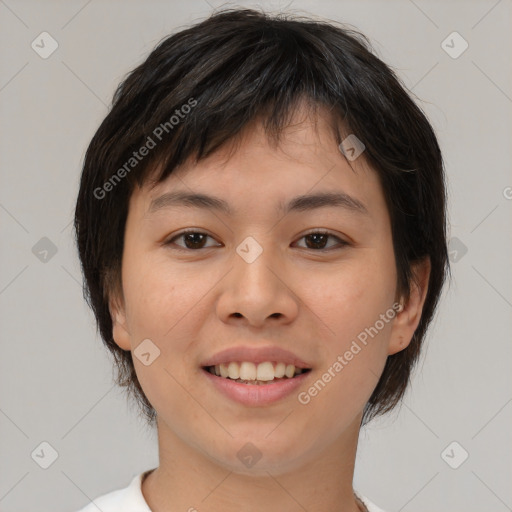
[132,107,386,223]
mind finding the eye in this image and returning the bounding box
[164,229,349,252]
[293,230,349,251]
[165,230,221,250]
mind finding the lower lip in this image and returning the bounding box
[201,368,311,406]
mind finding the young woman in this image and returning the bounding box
[73,8,449,512]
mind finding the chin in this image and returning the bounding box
[203,435,314,477]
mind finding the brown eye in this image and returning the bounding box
[166,231,220,250]
[294,231,348,251]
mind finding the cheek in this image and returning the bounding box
[123,250,204,339]
[306,248,397,401]
[121,252,219,400]
[122,258,205,413]
[315,252,396,339]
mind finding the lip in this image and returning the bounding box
[200,345,312,369]
[201,367,312,406]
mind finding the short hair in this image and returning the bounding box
[74,7,450,427]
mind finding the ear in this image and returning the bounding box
[388,257,431,356]
[109,293,132,351]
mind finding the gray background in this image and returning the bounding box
[1,0,511,511]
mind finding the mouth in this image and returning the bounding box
[201,361,313,406]
[202,362,312,385]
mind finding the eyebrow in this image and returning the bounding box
[148,190,369,216]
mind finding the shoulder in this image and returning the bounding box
[73,472,152,512]
[75,486,127,512]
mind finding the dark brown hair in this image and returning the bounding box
[74,8,450,427]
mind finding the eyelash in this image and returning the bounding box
[164,229,349,252]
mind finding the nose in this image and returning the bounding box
[215,239,299,327]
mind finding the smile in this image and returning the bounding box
[204,361,311,383]
[201,364,312,406]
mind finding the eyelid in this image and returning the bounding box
[295,229,349,249]
[164,229,221,249]
[164,228,350,251]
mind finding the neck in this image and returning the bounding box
[142,414,364,512]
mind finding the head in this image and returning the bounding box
[74,8,449,471]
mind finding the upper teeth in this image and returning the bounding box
[211,362,304,380]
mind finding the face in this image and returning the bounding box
[110,106,428,476]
